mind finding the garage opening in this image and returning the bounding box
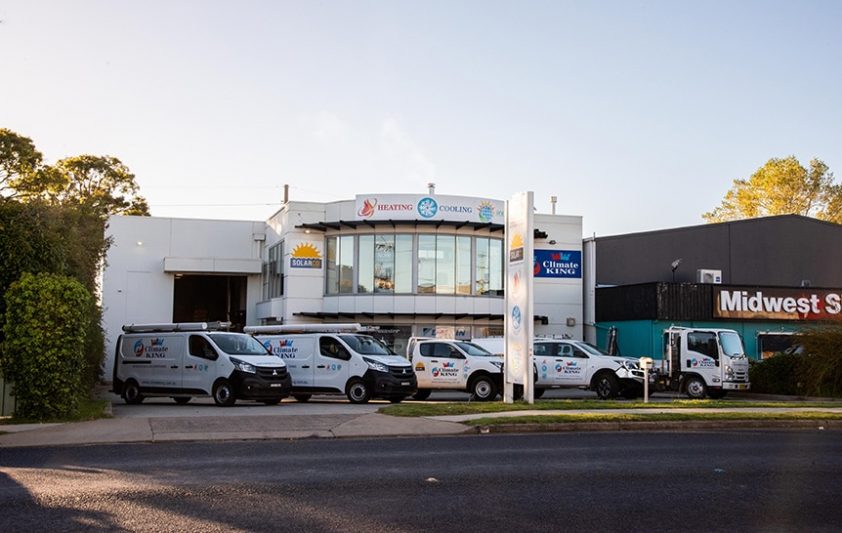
[172,274,247,331]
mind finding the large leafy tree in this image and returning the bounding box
[51,155,150,216]
[0,128,43,198]
[1,128,149,216]
[704,157,841,223]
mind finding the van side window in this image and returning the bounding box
[534,343,551,356]
[320,337,351,360]
[558,344,574,357]
[572,347,589,358]
[189,335,218,361]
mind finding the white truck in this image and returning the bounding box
[653,326,750,399]
[471,337,646,400]
[406,338,504,401]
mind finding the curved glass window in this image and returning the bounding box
[325,234,503,297]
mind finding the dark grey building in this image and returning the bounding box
[595,215,842,288]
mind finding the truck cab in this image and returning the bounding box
[659,327,751,399]
[407,337,503,401]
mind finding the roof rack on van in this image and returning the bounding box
[122,322,231,333]
[244,323,367,334]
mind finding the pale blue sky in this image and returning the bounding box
[1,1,840,236]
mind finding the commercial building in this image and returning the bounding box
[101,193,582,379]
[587,215,842,360]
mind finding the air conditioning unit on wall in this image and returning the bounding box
[696,269,722,284]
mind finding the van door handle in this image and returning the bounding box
[171,365,179,369]
[430,359,439,363]
[317,365,326,369]
[301,365,311,369]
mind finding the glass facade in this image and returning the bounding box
[263,241,284,299]
[325,233,503,297]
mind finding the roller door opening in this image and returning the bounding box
[172,274,247,331]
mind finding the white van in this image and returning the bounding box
[245,324,416,404]
[406,337,503,401]
[113,322,292,406]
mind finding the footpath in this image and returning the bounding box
[1,394,841,448]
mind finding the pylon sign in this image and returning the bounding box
[504,191,534,403]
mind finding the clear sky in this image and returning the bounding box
[1,1,840,237]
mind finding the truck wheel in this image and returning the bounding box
[412,389,432,401]
[172,396,191,405]
[293,394,312,403]
[212,379,237,406]
[594,373,619,400]
[122,380,144,405]
[470,376,498,402]
[685,376,707,399]
[346,378,371,404]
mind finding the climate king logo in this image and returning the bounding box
[290,242,323,269]
[133,340,144,357]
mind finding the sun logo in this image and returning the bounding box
[477,201,495,222]
[292,242,322,259]
[290,242,323,269]
[510,234,524,249]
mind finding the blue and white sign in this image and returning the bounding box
[534,250,582,278]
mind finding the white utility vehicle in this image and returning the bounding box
[245,324,416,404]
[654,326,750,399]
[406,337,504,401]
[471,337,646,399]
[113,322,292,406]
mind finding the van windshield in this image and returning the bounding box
[339,335,396,355]
[575,342,611,356]
[208,333,271,356]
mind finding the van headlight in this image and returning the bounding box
[725,365,734,377]
[363,357,389,373]
[231,358,256,374]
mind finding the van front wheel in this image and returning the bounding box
[346,378,371,404]
[122,380,144,405]
[213,379,237,406]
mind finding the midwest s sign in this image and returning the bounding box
[715,287,842,321]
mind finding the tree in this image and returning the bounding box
[50,155,150,216]
[703,156,841,224]
[0,128,43,198]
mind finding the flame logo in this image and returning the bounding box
[511,234,524,249]
[358,198,377,217]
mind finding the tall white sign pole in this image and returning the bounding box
[504,191,535,404]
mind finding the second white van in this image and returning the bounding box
[245,324,416,404]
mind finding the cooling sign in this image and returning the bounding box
[715,287,842,321]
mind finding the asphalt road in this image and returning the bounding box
[1,430,840,532]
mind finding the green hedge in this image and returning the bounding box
[0,272,94,420]
[749,353,803,395]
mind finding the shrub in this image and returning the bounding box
[749,353,803,395]
[0,272,94,420]
[799,325,842,398]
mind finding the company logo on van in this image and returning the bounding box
[690,358,716,368]
[266,339,298,358]
[290,243,323,269]
[133,340,144,357]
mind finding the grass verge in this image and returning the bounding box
[465,411,842,426]
[0,396,110,425]
[380,399,842,417]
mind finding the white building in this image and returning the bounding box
[101,193,582,380]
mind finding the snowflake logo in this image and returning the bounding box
[417,197,438,218]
